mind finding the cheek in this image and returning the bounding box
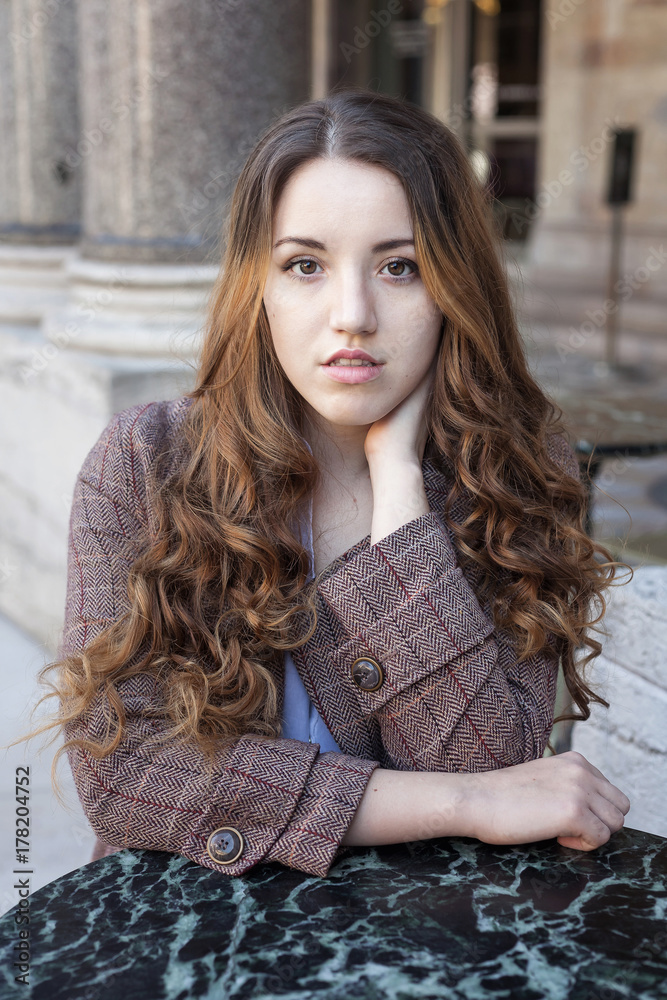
[418,306,445,363]
[264,287,314,356]
[263,282,290,321]
[385,312,441,366]
[266,320,311,389]
[264,289,295,351]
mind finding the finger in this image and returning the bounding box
[556,835,598,852]
[561,752,630,812]
[589,791,627,835]
[587,773,631,815]
[554,788,618,850]
[557,810,613,851]
[602,784,631,816]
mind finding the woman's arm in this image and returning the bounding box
[313,372,630,793]
[61,403,379,879]
[341,754,630,852]
[63,400,628,878]
[314,502,561,772]
[337,433,630,849]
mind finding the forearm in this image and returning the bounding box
[340,768,471,846]
[370,462,430,545]
[341,753,631,854]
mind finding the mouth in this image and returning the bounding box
[320,359,384,384]
[324,349,380,366]
[327,358,378,368]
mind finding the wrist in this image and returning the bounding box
[453,772,481,841]
[367,456,423,484]
[413,771,475,842]
[341,769,475,846]
[369,464,429,545]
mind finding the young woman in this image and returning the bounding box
[42,90,630,878]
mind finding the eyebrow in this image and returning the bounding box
[272,236,415,253]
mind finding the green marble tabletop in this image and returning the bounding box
[1,827,666,1000]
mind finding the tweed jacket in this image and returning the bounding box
[62,395,580,879]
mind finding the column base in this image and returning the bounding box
[43,255,219,360]
[0,244,76,326]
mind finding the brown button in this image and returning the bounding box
[206,826,244,865]
[351,657,384,692]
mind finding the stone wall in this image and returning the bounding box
[571,566,667,838]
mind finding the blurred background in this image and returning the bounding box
[1,0,666,908]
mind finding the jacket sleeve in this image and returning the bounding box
[314,434,580,773]
[61,407,379,879]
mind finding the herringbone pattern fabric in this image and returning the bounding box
[62,396,580,878]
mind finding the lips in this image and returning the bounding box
[321,363,383,383]
[324,348,380,366]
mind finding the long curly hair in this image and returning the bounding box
[30,89,626,769]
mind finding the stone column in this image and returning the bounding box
[46,0,312,358]
[0,0,80,322]
[1,0,312,648]
[0,0,81,644]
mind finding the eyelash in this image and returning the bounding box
[281,256,419,283]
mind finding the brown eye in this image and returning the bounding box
[388,261,405,276]
[297,260,317,275]
[384,259,415,277]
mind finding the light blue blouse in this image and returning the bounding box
[282,481,342,753]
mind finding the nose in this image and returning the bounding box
[328,267,377,337]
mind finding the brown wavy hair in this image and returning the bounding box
[29,89,627,770]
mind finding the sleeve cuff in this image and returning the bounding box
[317,512,495,713]
[319,512,459,633]
[265,752,380,877]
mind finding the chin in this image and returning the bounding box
[323,405,392,428]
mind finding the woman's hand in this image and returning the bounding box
[364,363,436,471]
[463,751,631,851]
[365,366,436,545]
[364,368,435,545]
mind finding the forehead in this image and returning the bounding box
[272,158,412,236]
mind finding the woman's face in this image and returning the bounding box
[262,157,443,435]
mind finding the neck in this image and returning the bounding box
[303,412,372,486]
